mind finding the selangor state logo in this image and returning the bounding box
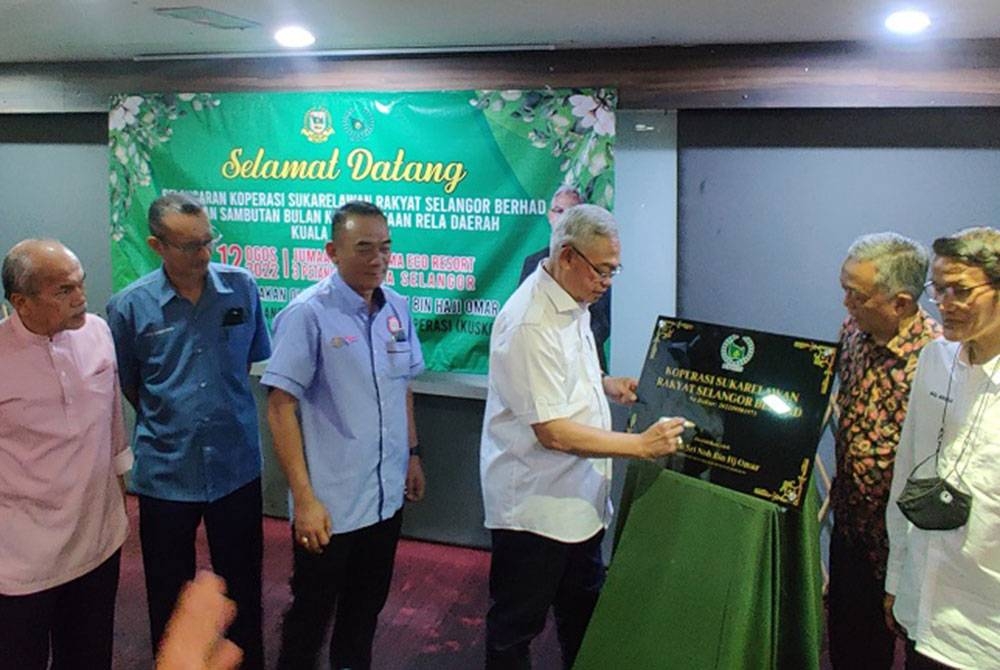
[342,102,375,141]
[301,107,334,143]
[721,334,755,373]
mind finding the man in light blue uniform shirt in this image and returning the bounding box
[106,193,270,669]
[262,200,425,670]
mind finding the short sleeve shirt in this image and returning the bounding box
[261,272,424,534]
[480,265,613,543]
[106,263,271,502]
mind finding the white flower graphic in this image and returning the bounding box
[109,95,144,130]
[569,94,615,136]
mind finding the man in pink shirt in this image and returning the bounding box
[0,239,132,670]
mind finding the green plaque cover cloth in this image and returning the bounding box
[575,462,822,670]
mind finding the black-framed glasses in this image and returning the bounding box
[924,280,996,305]
[567,244,622,280]
[158,228,223,254]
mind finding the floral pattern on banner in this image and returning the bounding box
[471,88,616,208]
[108,93,220,239]
[830,310,942,579]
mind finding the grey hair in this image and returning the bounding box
[551,185,582,206]
[846,232,929,299]
[2,238,66,299]
[932,226,1000,283]
[550,204,619,258]
[148,192,206,238]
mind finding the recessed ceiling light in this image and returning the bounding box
[274,26,315,48]
[885,10,931,35]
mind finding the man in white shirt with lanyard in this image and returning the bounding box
[885,226,1000,670]
[480,204,686,669]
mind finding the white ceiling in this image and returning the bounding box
[1,1,999,63]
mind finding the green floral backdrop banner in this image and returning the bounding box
[109,89,616,374]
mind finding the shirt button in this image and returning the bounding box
[199,382,207,388]
[195,347,203,354]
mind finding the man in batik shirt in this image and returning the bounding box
[829,232,941,670]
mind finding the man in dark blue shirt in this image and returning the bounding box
[107,193,271,669]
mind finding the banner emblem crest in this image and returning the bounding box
[301,107,334,143]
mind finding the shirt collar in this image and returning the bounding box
[985,354,1000,385]
[155,263,231,307]
[7,309,70,345]
[882,306,935,357]
[536,263,587,315]
[958,342,1000,386]
[328,271,386,314]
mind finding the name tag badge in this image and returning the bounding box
[143,326,176,338]
[387,315,406,343]
[330,335,359,348]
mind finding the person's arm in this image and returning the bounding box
[99,318,134,498]
[110,363,134,500]
[245,275,273,367]
[106,299,141,410]
[497,322,684,459]
[404,387,425,501]
[533,416,685,459]
[267,387,331,553]
[155,571,243,670]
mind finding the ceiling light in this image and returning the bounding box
[274,26,316,48]
[884,10,931,35]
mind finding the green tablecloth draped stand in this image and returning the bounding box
[574,462,823,670]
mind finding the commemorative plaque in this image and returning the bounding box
[627,317,839,509]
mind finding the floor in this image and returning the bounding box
[111,495,561,669]
[110,495,906,669]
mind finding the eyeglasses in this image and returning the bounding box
[567,244,622,280]
[924,280,996,305]
[157,228,222,254]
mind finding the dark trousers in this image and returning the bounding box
[0,549,120,670]
[277,510,403,670]
[827,528,896,670]
[486,528,606,670]
[138,478,263,669]
[905,639,957,670]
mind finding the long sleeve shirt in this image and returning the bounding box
[0,312,131,595]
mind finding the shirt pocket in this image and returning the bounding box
[137,326,174,366]
[86,362,116,399]
[386,345,412,378]
[220,320,255,369]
